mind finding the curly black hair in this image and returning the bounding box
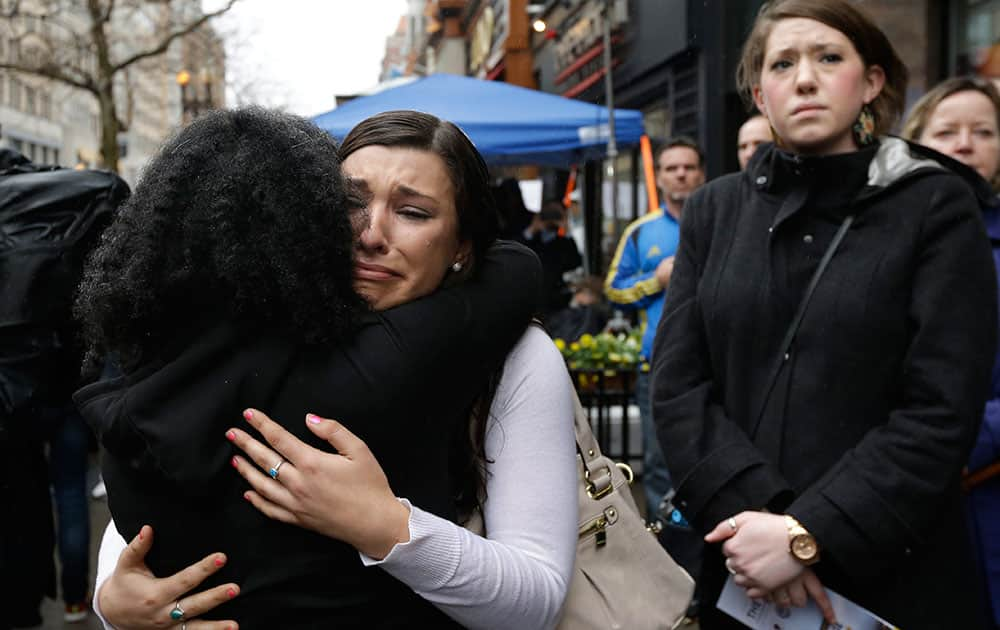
[75,106,366,372]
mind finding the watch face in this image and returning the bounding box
[792,534,818,560]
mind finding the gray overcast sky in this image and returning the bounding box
[204,0,408,117]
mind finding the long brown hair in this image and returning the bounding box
[735,0,908,137]
[339,110,504,520]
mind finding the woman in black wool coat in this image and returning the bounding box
[651,1,997,628]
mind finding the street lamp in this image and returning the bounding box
[527,3,547,34]
[176,68,214,122]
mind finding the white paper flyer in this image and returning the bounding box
[717,576,900,630]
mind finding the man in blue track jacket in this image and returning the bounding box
[604,137,704,520]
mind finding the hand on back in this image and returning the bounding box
[99,525,239,630]
[228,409,411,560]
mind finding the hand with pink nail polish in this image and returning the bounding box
[97,525,240,630]
[229,408,410,560]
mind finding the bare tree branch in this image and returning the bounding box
[1,0,235,171]
[111,0,239,73]
[0,59,96,92]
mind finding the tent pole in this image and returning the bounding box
[640,135,658,213]
[602,0,618,248]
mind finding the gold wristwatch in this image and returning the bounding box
[785,515,820,566]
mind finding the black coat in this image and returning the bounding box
[0,150,127,616]
[651,139,997,628]
[0,148,128,415]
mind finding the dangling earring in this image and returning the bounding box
[852,105,876,147]
[451,261,463,272]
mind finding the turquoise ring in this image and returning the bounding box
[169,600,185,621]
[268,459,285,480]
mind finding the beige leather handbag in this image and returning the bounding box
[464,388,694,629]
[556,391,694,630]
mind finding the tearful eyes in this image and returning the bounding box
[398,208,432,220]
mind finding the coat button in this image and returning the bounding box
[756,176,767,186]
[803,234,814,244]
[768,226,774,234]
[784,352,790,361]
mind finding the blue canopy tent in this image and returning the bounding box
[312,73,645,167]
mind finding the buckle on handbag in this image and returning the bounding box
[585,465,614,499]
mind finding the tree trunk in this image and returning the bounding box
[88,0,120,172]
[97,86,120,172]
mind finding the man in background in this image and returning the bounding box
[604,137,705,521]
[518,199,583,318]
[737,113,772,170]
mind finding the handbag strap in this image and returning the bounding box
[750,214,854,438]
[573,391,618,500]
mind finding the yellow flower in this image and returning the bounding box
[570,342,581,352]
[579,333,595,348]
[554,338,566,351]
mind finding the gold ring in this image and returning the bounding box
[725,557,737,576]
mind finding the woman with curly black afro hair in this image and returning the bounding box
[75,107,364,370]
[73,107,562,629]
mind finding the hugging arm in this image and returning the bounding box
[95,332,578,630]
[362,327,578,629]
[352,239,542,394]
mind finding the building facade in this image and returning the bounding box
[523,0,1000,270]
[378,0,1000,272]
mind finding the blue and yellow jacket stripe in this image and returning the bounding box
[603,208,680,359]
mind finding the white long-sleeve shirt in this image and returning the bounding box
[95,326,578,629]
